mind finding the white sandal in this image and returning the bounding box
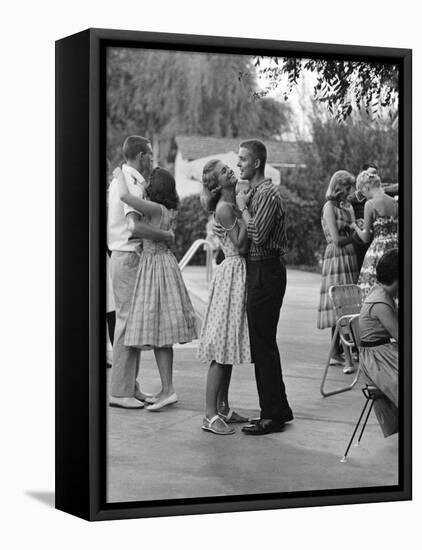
[202,415,235,435]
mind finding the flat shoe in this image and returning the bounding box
[135,392,156,403]
[141,395,159,404]
[218,409,249,423]
[248,412,294,424]
[146,393,178,411]
[242,420,284,435]
[202,415,235,435]
[343,364,355,374]
[109,396,144,409]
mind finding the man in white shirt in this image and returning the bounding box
[107,136,174,408]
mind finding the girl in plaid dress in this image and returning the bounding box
[113,167,197,411]
[317,171,359,372]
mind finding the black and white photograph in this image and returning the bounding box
[104,40,406,504]
[3,0,421,546]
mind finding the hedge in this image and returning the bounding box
[174,189,323,268]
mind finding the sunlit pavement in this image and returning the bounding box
[107,266,398,503]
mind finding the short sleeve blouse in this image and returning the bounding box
[359,285,397,342]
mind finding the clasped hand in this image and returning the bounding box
[236,188,253,211]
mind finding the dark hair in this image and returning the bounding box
[201,159,221,212]
[362,162,378,172]
[122,135,151,161]
[376,248,398,285]
[239,139,267,170]
[147,167,179,210]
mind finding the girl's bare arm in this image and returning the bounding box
[323,203,354,246]
[113,167,161,218]
[371,303,398,341]
[216,202,249,253]
[353,201,374,243]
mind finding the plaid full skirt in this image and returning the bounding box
[125,250,198,349]
[317,242,359,329]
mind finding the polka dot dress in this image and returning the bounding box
[197,229,251,365]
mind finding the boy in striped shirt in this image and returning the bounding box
[236,140,293,435]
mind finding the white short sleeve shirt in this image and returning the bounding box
[107,164,146,252]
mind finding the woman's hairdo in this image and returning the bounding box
[362,162,378,172]
[376,248,399,285]
[356,170,382,190]
[201,159,222,212]
[325,170,355,202]
[147,167,179,210]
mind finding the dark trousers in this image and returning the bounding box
[354,242,370,272]
[107,311,116,346]
[246,257,292,422]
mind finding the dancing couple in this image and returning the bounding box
[198,140,293,436]
[107,135,197,411]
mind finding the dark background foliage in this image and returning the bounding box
[174,195,209,265]
[107,48,291,168]
[172,113,398,268]
[107,48,398,269]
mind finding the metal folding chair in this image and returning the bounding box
[340,316,398,462]
[340,384,384,462]
[320,284,363,397]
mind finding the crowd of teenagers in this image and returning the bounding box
[107,135,399,437]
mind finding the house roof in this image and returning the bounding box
[175,135,307,166]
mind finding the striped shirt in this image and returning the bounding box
[247,178,287,259]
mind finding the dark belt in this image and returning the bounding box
[247,254,281,262]
[360,338,391,347]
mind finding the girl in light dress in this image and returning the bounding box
[198,160,251,435]
[114,166,197,411]
[350,170,398,296]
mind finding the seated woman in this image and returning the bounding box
[359,248,399,436]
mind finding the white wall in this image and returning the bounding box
[1,1,419,549]
[174,150,203,198]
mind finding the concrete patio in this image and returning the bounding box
[107,266,398,503]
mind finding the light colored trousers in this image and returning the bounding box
[109,250,141,397]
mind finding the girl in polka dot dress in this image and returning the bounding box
[198,160,251,435]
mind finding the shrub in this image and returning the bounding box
[174,189,324,269]
[278,185,322,267]
[174,194,208,265]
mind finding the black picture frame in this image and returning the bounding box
[55,27,412,521]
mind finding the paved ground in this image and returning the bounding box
[107,266,398,503]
